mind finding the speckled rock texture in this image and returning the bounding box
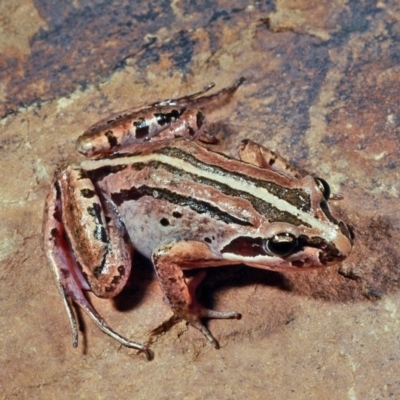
[1,1,400,399]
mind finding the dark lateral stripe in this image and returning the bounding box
[111,185,253,227]
[129,160,310,227]
[86,164,128,181]
[155,146,311,213]
[221,237,268,257]
[95,146,311,213]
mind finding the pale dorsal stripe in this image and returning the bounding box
[82,152,339,242]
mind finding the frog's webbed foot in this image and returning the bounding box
[152,241,241,348]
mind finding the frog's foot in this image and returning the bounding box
[187,310,241,349]
[200,309,241,319]
[152,77,245,108]
[189,319,220,349]
[152,82,216,107]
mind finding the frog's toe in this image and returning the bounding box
[187,308,241,349]
[200,308,242,320]
[189,319,220,349]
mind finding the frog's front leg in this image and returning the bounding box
[152,241,241,348]
[43,165,152,359]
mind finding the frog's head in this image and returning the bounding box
[221,176,353,270]
[221,221,353,270]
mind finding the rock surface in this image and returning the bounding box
[1,1,400,398]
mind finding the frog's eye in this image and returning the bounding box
[264,233,298,257]
[315,177,331,200]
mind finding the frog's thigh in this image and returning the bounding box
[149,108,206,142]
[44,178,150,356]
[239,139,301,179]
[58,165,132,298]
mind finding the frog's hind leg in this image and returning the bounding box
[152,77,245,109]
[151,77,245,145]
[239,139,342,199]
[152,241,241,349]
[43,173,152,360]
[151,83,216,107]
[77,78,245,158]
[239,138,302,179]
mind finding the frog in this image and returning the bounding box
[43,78,353,360]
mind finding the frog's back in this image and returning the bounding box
[84,138,312,259]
